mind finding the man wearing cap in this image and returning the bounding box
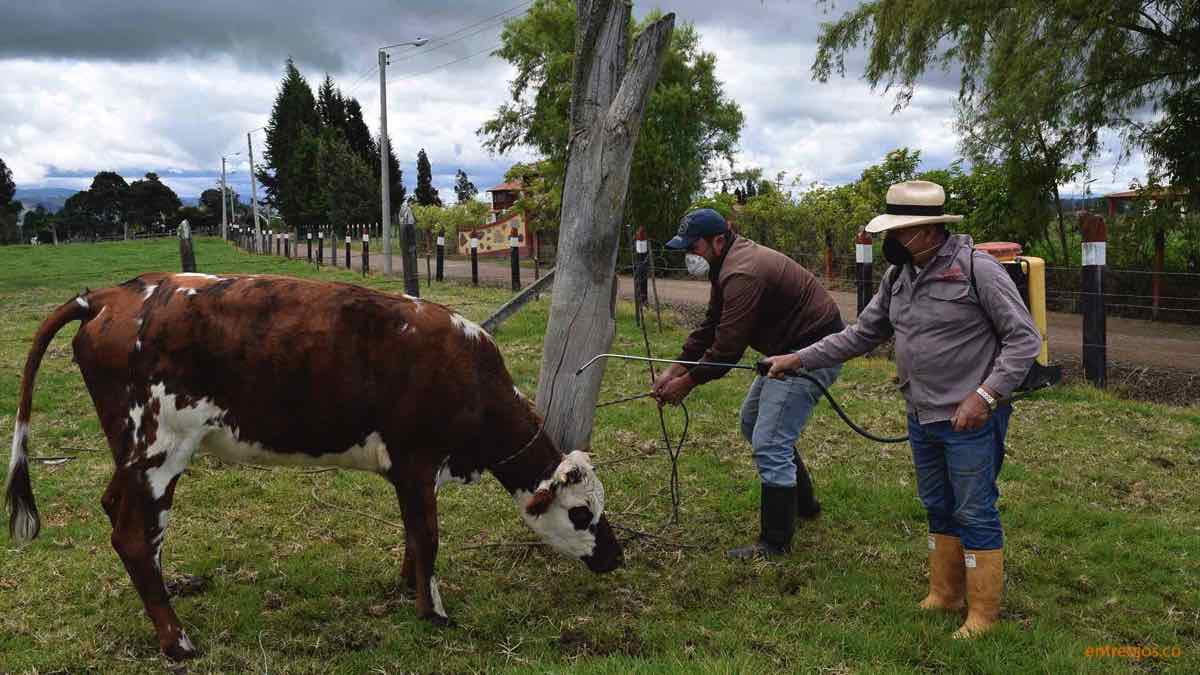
[764,180,1040,638]
[651,208,846,559]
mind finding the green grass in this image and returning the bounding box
[1,239,1198,674]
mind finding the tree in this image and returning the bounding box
[127,172,182,233]
[534,1,674,451]
[261,58,321,227]
[453,169,478,204]
[812,0,1200,263]
[479,0,741,242]
[414,149,441,206]
[317,74,347,132]
[505,161,561,232]
[319,130,379,228]
[87,171,130,239]
[0,157,14,207]
[59,190,99,241]
[1144,84,1200,204]
[286,127,327,227]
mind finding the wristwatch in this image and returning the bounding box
[974,386,996,410]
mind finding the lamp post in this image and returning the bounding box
[220,152,240,241]
[378,37,428,275]
[247,127,265,252]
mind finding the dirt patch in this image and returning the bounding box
[558,626,645,658]
[166,574,210,598]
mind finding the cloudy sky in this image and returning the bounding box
[0,0,1147,206]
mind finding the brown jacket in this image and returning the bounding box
[679,235,844,384]
[796,234,1041,423]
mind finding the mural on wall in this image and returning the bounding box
[458,211,528,256]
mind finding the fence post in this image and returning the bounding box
[345,227,352,270]
[318,227,325,266]
[470,232,480,287]
[510,226,521,291]
[178,219,197,273]
[1152,227,1165,321]
[436,228,445,281]
[824,230,834,284]
[634,226,649,325]
[362,225,370,276]
[1081,214,1107,388]
[855,230,873,316]
[307,228,313,262]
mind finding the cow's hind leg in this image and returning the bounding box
[395,477,449,625]
[102,442,199,660]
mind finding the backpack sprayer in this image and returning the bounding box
[577,353,1053,444]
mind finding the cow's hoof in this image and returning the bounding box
[162,632,199,661]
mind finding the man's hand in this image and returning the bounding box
[652,363,688,394]
[762,353,803,380]
[950,387,994,431]
[653,372,695,406]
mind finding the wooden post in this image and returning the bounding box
[1152,227,1164,321]
[284,231,290,259]
[534,2,675,450]
[634,226,649,324]
[510,226,521,292]
[855,230,873,316]
[362,225,370,276]
[400,204,420,296]
[1081,213,1107,387]
[307,228,313,262]
[470,232,479,287]
[178,219,197,273]
[345,228,352,270]
[648,239,663,331]
[824,230,834,284]
[318,227,324,266]
[482,268,557,334]
[435,228,445,282]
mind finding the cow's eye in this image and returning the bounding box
[567,506,592,530]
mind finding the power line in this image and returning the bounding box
[388,42,504,83]
[388,0,531,66]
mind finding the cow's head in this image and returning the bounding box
[516,451,622,573]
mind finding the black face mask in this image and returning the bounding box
[883,231,916,266]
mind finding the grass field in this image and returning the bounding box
[1,239,1197,674]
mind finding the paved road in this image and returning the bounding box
[287,243,1200,372]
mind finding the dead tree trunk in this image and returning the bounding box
[534,1,674,451]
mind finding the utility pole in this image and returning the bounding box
[220,152,239,240]
[379,49,392,274]
[378,37,427,275]
[248,132,260,253]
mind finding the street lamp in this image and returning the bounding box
[378,37,428,275]
[220,151,241,240]
[247,126,266,252]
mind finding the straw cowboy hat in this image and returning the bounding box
[865,180,964,234]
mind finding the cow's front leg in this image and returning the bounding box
[398,478,449,625]
[103,468,196,660]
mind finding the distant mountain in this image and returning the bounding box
[13,187,197,213]
[13,187,78,213]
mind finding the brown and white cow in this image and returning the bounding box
[5,272,622,660]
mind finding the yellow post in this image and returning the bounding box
[1019,256,1050,365]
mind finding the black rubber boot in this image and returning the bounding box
[795,450,822,520]
[727,485,797,559]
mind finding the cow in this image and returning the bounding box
[5,272,622,660]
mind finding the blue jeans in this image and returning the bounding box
[740,365,841,487]
[908,406,1011,550]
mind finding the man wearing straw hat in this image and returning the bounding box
[764,180,1040,638]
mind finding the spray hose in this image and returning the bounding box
[577,354,1049,445]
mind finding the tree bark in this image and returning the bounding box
[535,1,674,451]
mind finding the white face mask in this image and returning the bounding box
[685,253,710,277]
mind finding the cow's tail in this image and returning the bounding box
[7,292,95,544]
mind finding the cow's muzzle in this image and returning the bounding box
[581,516,623,573]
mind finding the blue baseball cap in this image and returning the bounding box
[665,208,730,250]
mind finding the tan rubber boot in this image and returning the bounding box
[919,533,965,610]
[954,549,1004,638]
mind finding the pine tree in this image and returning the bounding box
[414,148,440,206]
[317,75,347,133]
[453,170,477,204]
[261,58,321,227]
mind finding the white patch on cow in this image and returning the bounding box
[513,385,525,399]
[142,285,158,301]
[176,630,194,654]
[127,403,145,450]
[152,510,170,570]
[135,339,142,351]
[449,313,489,342]
[513,451,605,559]
[429,576,446,618]
[175,273,222,281]
[202,426,393,474]
[435,458,480,493]
[7,420,34,542]
[174,287,199,296]
[401,294,421,303]
[93,306,107,320]
[75,296,89,309]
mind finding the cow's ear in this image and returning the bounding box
[525,488,555,516]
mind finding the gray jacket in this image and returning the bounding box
[796,234,1041,424]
